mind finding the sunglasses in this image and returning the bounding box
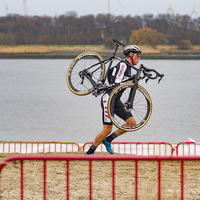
[137,53,141,58]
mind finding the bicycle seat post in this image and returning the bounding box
[113,44,119,56]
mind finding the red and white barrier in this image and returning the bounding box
[0,154,200,200]
[0,141,81,153]
[83,142,174,156]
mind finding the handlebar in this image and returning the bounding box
[140,64,164,84]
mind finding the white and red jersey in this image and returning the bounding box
[108,60,132,85]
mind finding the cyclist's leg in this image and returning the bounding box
[115,100,136,125]
[105,116,136,144]
[101,91,113,125]
[93,124,113,147]
[115,116,136,137]
[113,100,136,136]
[86,91,113,154]
[103,96,136,149]
[126,116,136,127]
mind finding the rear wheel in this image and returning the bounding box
[66,52,105,95]
[107,83,152,131]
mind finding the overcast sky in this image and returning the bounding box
[0,0,199,18]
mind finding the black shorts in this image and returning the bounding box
[101,90,132,125]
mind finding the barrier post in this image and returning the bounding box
[44,160,46,200]
[158,160,161,200]
[112,161,115,200]
[135,160,138,200]
[89,160,92,200]
[181,160,184,200]
[66,161,69,200]
[21,160,24,200]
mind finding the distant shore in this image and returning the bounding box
[1,52,200,59]
[0,45,200,59]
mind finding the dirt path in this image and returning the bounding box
[0,153,200,199]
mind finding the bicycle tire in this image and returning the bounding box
[107,83,152,132]
[66,52,105,95]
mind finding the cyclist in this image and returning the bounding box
[86,45,142,155]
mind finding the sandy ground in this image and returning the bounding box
[0,152,200,200]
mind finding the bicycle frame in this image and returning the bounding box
[80,56,115,88]
[79,38,124,92]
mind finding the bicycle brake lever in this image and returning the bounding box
[145,78,149,83]
[158,74,164,84]
[145,73,152,83]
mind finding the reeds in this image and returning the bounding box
[0,45,105,54]
[0,45,199,54]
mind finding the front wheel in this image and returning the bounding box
[66,52,105,96]
[107,83,152,132]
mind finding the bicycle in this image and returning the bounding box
[66,38,164,132]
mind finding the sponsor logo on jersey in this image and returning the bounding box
[117,64,125,78]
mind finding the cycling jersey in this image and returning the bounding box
[108,60,131,85]
[102,60,133,125]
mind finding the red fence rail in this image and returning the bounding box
[83,142,175,155]
[176,142,200,156]
[0,141,80,153]
[1,155,200,199]
[2,141,200,156]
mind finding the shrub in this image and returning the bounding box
[129,28,168,48]
[177,40,192,50]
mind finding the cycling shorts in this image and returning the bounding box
[101,90,132,125]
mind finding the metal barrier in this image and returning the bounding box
[0,141,81,153]
[176,142,200,156]
[83,142,174,155]
[1,154,199,200]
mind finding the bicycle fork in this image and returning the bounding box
[124,83,138,112]
[124,68,141,111]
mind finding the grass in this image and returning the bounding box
[0,45,105,54]
[0,44,200,54]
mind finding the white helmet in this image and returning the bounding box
[123,45,142,56]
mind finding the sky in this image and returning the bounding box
[0,0,199,18]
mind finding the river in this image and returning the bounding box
[0,59,200,144]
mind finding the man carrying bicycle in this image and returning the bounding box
[86,45,142,155]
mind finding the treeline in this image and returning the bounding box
[0,13,200,47]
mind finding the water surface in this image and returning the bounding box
[0,59,199,144]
